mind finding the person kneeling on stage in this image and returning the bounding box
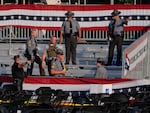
[49,49,66,77]
[11,55,30,91]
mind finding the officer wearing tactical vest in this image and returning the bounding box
[50,49,66,77]
[42,36,58,76]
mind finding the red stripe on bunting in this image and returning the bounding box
[0,4,150,11]
[23,76,135,84]
[0,76,14,82]
[0,76,135,84]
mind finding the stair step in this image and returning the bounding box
[0,43,124,78]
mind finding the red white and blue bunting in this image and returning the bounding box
[0,76,150,94]
[0,4,150,30]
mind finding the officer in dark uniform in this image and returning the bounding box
[50,49,66,77]
[42,36,58,76]
[107,10,128,66]
[25,28,45,76]
[60,11,82,65]
[11,55,30,91]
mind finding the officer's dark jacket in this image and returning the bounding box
[11,62,25,79]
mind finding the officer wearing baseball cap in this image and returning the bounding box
[49,49,66,76]
[95,58,107,78]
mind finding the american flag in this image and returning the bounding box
[0,4,150,30]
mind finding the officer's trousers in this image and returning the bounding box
[47,59,53,76]
[27,55,45,76]
[14,78,23,92]
[64,34,77,65]
[107,35,123,66]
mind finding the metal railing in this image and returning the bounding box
[0,26,145,42]
[122,30,150,79]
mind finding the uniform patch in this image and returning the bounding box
[51,62,56,69]
[28,40,32,47]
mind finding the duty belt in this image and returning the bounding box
[64,32,78,37]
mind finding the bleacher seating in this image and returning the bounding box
[0,43,128,78]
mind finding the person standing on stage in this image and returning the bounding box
[25,28,45,76]
[11,55,30,91]
[42,36,58,76]
[107,10,128,66]
[60,11,82,65]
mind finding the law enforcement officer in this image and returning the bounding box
[11,55,30,91]
[42,36,58,75]
[50,49,66,77]
[25,28,45,76]
[95,58,107,78]
[107,10,128,66]
[60,11,82,65]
